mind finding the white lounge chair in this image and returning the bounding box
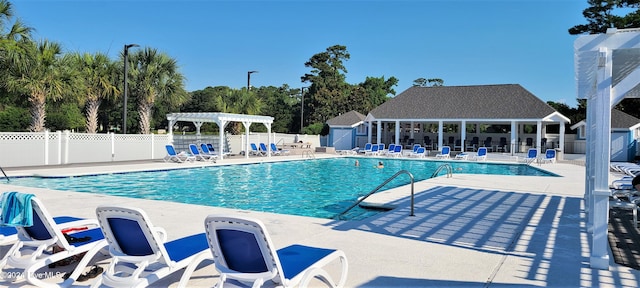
[164,144,195,163]
[0,192,108,287]
[250,143,266,156]
[435,146,451,159]
[94,205,213,288]
[204,214,348,288]
[519,148,538,164]
[472,147,488,161]
[358,143,372,154]
[189,144,216,161]
[270,143,290,156]
[408,146,427,158]
[387,145,403,157]
[200,143,219,162]
[539,149,556,164]
[454,152,469,160]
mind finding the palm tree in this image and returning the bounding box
[0,0,33,92]
[69,52,119,133]
[213,88,263,134]
[127,47,189,134]
[6,40,67,132]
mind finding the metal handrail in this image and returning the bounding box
[431,163,453,178]
[333,170,414,220]
[302,149,315,159]
[0,165,8,182]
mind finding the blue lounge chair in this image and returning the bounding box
[0,192,108,287]
[207,143,230,157]
[164,144,195,163]
[519,148,538,164]
[250,143,265,156]
[408,147,427,158]
[365,144,380,156]
[359,143,372,154]
[189,144,215,162]
[435,146,451,159]
[539,149,556,164]
[200,143,219,162]
[387,144,403,157]
[472,147,488,161]
[384,144,396,156]
[454,152,469,160]
[204,215,348,288]
[94,205,212,288]
[259,143,272,156]
[271,143,290,156]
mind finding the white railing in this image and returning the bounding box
[0,131,170,168]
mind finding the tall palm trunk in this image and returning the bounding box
[28,92,46,132]
[138,102,153,134]
[85,98,101,133]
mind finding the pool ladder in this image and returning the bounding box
[333,170,414,220]
[431,163,453,178]
[301,149,315,159]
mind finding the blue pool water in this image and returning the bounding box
[8,158,556,219]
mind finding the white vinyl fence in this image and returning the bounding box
[0,131,170,168]
[0,131,322,168]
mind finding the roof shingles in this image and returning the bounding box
[368,84,558,120]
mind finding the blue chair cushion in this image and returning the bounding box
[277,244,335,280]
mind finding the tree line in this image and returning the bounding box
[0,0,638,135]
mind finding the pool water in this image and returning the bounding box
[8,158,556,219]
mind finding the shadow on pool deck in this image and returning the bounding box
[329,186,629,287]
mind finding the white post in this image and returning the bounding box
[376,120,381,144]
[510,121,517,156]
[394,120,400,145]
[111,132,115,161]
[438,120,444,151]
[151,133,155,159]
[57,130,63,165]
[590,47,612,270]
[62,130,68,164]
[44,130,49,165]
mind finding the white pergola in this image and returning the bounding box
[575,28,640,269]
[166,112,274,160]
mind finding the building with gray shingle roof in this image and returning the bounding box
[570,109,640,161]
[325,111,367,150]
[357,84,570,155]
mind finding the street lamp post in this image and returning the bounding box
[247,70,258,91]
[123,43,139,134]
[300,87,306,133]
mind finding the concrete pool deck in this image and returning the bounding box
[0,153,639,287]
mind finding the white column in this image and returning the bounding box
[376,120,382,144]
[460,120,466,151]
[243,121,252,159]
[395,120,400,145]
[590,47,612,270]
[536,121,542,150]
[367,121,372,144]
[510,121,517,156]
[438,121,444,151]
[559,122,565,161]
[44,130,49,166]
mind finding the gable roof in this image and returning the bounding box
[368,84,568,122]
[612,109,640,129]
[571,109,640,131]
[326,110,366,127]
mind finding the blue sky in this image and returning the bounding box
[14,0,589,107]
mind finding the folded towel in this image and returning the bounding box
[0,192,34,227]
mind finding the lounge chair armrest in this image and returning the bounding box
[153,227,167,242]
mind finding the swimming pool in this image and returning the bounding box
[8,158,556,219]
